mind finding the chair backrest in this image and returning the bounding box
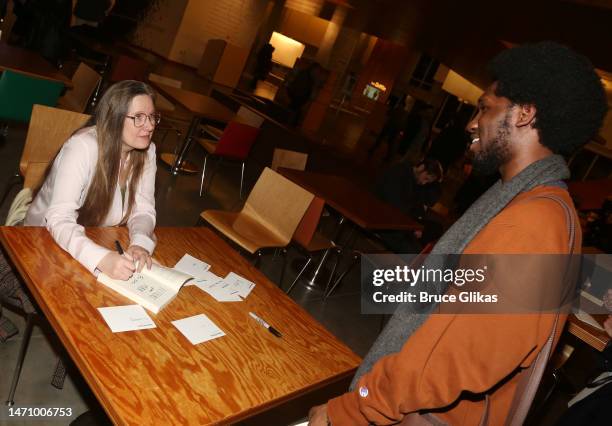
[148,73,183,88]
[58,62,101,112]
[235,106,264,128]
[271,148,308,172]
[109,55,149,82]
[292,195,325,247]
[214,122,260,160]
[243,167,314,244]
[23,162,49,190]
[20,105,90,178]
[0,71,64,122]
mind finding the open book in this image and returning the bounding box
[98,264,194,314]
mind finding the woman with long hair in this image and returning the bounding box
[1,80,159,340]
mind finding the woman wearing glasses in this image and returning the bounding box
[1,80,159,341]
[25,80,159,279]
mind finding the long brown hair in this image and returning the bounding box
[77,80,156,226]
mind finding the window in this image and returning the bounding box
[409,53,439,91]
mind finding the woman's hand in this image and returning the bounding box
[126,245,152,272]
[97,252,135,280]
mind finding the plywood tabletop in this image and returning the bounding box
[0,226,361,425]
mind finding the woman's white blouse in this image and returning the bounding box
[24,127,157,274]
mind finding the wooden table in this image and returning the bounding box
[151,82,236,175]
[567,314,610,352]
[279,169,422,231]
[0,42,73,88]
[0,227,360,425]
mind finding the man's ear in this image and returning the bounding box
[516,104,537,128]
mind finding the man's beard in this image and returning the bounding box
[472,111,512,176]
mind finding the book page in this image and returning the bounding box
[98,272,177,314]
[141,263,193,292]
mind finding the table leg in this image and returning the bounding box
[160,116,200,175]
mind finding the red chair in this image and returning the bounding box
[197,122,260,199]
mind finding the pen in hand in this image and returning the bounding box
[114,240,124,255]
[249,312,282,338]
[115,240,138,269]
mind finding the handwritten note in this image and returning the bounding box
[172,314,225,345]
[98,305,156,333]
[174,254,211,279]
[223,272,255,299]
[193,273,241,302]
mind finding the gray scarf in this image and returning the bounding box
[351,154,570,388]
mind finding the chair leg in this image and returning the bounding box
[205,157,222,194]
[239,161,246,200]
[309,247,332,287]
[6,313,35,407]
[286,256,312,295]
[325,251,359,298]
[199,154,208,197]
[253,250,263,268]
[323,249,342,299]
[173,130,182,156]
[279,248,287,288]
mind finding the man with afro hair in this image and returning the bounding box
[308,42,607,426]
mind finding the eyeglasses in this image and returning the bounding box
[126,112,161,127]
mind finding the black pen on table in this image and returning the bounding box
[249,312,282,338]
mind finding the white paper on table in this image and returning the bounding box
[97,305,156,333]
[174,254,211,281]
[190,271,223,287]
[223,272,255,299]
[172,314,225,345]
[194,275,242,302]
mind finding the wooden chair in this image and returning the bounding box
[197,122,260,199]
[20,105,90,186]
[200,167,314,272]
[57,62,101,113]
[284,196,338,294]
[1,105,90,206]
[201,106,264,140]
[271,148,309,172]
